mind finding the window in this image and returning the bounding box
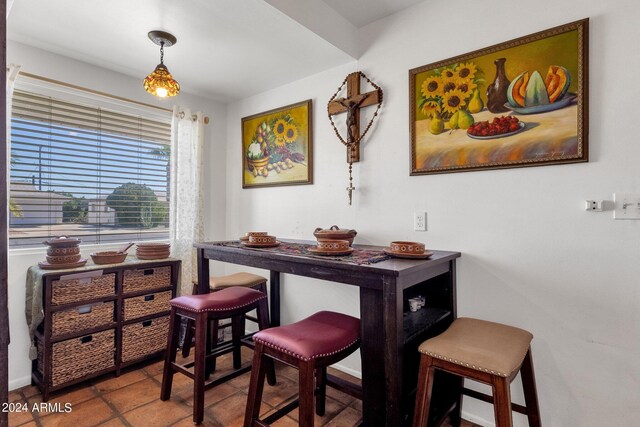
[9,86,172,248]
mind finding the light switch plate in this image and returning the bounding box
[613,193,640,219]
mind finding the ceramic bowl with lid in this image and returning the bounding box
[43,236,82,248]
[313,225,357,246]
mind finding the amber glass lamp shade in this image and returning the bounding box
[143,63,180,98]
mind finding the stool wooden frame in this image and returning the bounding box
[245,337,361,427]
[161,292,275,424]
[413,347,541,427]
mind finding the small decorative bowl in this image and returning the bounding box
[248,235,277,245]
[246,231,268,237]
[389,241,425,255]
[316,239,350,252]
[90,251,127,265]
[46,254,82,264]
[47,246,81,256]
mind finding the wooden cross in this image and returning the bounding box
[328,72,382,163]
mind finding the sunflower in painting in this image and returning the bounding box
[273,119,287,141]
[455,62,477,80]
[283,124,298,144]
[417,61,484,124]
[442,89,467,115]
[421,76,442,98]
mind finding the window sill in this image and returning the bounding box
[9,240,170,257]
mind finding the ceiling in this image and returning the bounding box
[321,0,424,28]
[7,0,422,102]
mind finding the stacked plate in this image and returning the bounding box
[136,242,171,260]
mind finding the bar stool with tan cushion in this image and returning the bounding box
[244,311,361,426]
[413,318,541,427]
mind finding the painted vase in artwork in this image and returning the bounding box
[486,57,511,113]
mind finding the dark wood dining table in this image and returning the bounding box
[194,239,461,426]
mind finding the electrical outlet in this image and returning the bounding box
[414,212,426,231]
[585,200,603,211]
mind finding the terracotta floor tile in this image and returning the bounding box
[287,396,346,426]
[103,378,160,413]
[9,391,24,403]
[94,369,148,394]
[122,398,191,427]
[142,360,165,377]
[260,375,298,407]
[30,383,97,407]
[324,405,363,427]
[96,417,128,426]
[206,391,272,427]
[19,385,41,399]
[171,415,220,427]
[11,421,37,427]
[39,397,113,427]
[7,406,34,426]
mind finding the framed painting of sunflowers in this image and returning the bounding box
[410,19,588,175]
[242,100,313,188]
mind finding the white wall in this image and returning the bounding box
[6,41,228,389]
[224,0,640,426]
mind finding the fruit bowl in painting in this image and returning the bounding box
[467,121,526,140]
[503,94,576,115]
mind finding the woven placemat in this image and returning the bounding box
[220,241,390,265]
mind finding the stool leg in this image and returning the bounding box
[232,315,243,369]
[520,349,541,427]
[193,313,207,424]
[299,361,316,427]
[256,297,276,386]
[244,342,267,427]
[205,319,218,377]
[412,354,436,427]
[315,367,327,416]
[492,376,513,427]
[182,318,194,358]
[160,308,180,401]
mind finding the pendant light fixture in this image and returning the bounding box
[143,30,180,98]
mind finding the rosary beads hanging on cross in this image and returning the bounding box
[327,71,383,205]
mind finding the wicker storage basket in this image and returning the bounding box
[51,302,114,338]
[121,316,170,363]
[123,266,171,293]
[51,273,116,305]
[123,290,172,321]
[38,329,115,387]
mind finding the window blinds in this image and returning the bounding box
[9,89,172,247]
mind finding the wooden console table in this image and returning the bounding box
[195,240,461,426]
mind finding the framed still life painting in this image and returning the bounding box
[410,19,588,175]
[242,100,313,188]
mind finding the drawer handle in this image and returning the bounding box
[144,295,155,301]
[143,269,154,276]
[77,306,92,314]
[142,320,153,327]
[80,335,93,344]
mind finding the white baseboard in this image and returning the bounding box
[461,410,493,426]
[9,376,32,392]
[329,363,362,380]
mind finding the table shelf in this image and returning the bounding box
[403,307,451,345]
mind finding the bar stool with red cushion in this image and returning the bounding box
[183,273,269,362]
[412,317,541,427]
[244,311,361,427]
[161,286,275,424]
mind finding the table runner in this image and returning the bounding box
[218,241,391,265]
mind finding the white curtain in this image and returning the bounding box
[6,64,21,224]
[170,106,205,295]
